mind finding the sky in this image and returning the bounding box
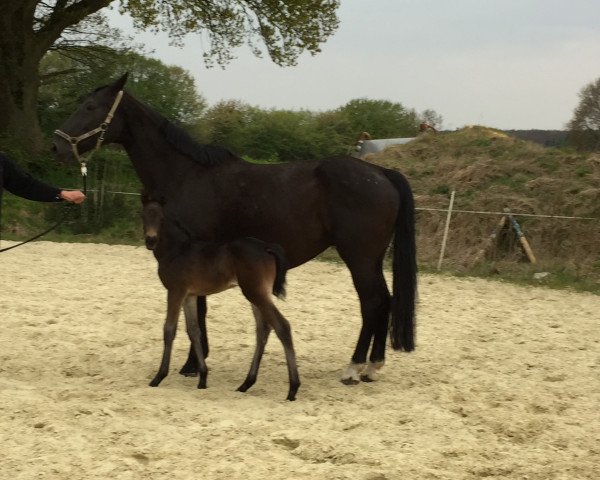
[106,0,600,131]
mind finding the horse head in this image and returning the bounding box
[52,73,129,164]
[140,194,165,251]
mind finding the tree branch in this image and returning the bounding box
[39,67,81,85]
[36,0,114,49]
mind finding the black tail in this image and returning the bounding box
[382,168,417,351]
[266,243,288,299]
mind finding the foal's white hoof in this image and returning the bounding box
[340,363,365,385]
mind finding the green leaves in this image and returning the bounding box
[338,98,420,139]
[121,0,340,66]
[39,51,207,135]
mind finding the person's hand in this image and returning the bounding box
[59,190,86,204]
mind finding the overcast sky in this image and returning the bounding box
[107,0,600,130]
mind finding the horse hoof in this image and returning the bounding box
[340,377,360,386]
[341,363,364,385]
[149,379,161,387]
[360,374,375,383]
[179,366,199,377]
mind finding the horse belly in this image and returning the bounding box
[188,276,238,297]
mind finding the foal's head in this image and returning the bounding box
[141,196,164,251]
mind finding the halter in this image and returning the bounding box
[54,90,124,179]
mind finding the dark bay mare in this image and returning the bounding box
[141,197,300,401]
[53,74,417,385]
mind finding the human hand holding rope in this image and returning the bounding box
[58,190,86,204]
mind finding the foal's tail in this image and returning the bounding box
[382,168,417,352]
[266,243,288,299]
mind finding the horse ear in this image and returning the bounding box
[112,73,129,92]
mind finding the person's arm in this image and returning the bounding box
[2,154,84,203]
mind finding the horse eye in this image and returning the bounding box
[85,102,97,111]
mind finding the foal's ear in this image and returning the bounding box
[111,73,129,92]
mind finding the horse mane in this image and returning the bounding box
[159,120,240,167]
[94,84,241,167]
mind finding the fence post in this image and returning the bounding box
[437,189,456,271]
[504,208,537,264]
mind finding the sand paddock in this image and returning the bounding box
[1,241,598,479]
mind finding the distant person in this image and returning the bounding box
[1,152,85,240]
[419,122,437,134]
[353,131,372,157]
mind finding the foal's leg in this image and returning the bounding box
[179,295,208,376]
[237,305,272,394]
[256,302,301,401]
[182,296,209,389]
[150,290,184,387]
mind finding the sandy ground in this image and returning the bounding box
[0,241,598,480]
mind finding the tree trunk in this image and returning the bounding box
[0,5,45,152]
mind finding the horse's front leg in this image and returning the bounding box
[182,296,209,389]
[179,295,208,376]
[150,290,183,387]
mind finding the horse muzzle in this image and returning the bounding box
[145,235,158,250]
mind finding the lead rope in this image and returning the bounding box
[0,168,87,253]
[0,155,89,254]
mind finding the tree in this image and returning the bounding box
[338,99,420,139]
[0,0,340,150]
[197,104,350,162]
[194,100,252,151]
[567,77,600,151]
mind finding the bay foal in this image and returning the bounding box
[142,197,300,401]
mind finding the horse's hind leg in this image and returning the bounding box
[183,296,209,389]
[179,295,208,376]
[338,255,390,385]
[256,302,300,401]
[150,290,184,387]
[237,305,271,394]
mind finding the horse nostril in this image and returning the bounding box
[51,143,57,153]
[145,236,157,250]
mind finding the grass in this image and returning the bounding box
[421,261,600,296]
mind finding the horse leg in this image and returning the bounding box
[150,290,184,387]
[237,305,271,394]
[179,295,208,376]
[182,296,209,389]
[362,298,390,382]
[338,257,390,385]
[257,302,301,401]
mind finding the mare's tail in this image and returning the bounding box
[382,168,417,351]
[266,243,288,299]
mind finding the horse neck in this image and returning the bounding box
[118,95,195,193]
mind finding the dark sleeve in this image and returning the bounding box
[1,153,62,202]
